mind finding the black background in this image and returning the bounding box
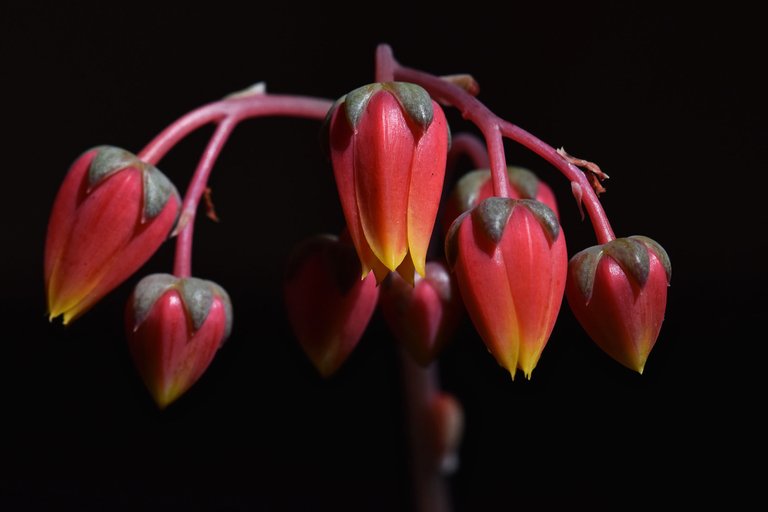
[2,2,763,510]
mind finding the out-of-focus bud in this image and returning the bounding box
[566,236,671,373]
[428,392,464,475]
[283,234,379,378]
[125,274,233,409]
[446,197,567,379]
[45,146,180,324]
[442,166,559,238]
[379,261,462,366]
[327,82,449,283]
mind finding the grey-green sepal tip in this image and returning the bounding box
[87,145,180,222]
[570,236,671,302]
[342,82,434,131]
[445,198,560,267]
[131,273,233,339]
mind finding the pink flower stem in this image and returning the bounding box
[377,46,452,512]
[400,350,452,512]
[172,119,235,278]
[137,94,333,277]
[377,44,616,245]
[447,132,491,171]
[377,45,510,199]
[499,121,615,243]
[138,95,333,165]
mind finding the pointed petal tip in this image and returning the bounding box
[154,395,174,410]
[48,307,77,326]
[315,356,341,379]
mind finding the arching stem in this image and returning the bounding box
[377,43,616,245]
[137,93,333,277]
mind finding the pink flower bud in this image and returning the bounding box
[442,166,559,238]
[327,82,449,283]
[566,236,671,373]
[446,197,567,379]
[283,234,379,378]
[125,274,233,409]
[379,261,462,366]
[45,146,180,324]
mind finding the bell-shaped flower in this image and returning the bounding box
[327,82,449,283]
[379,261,462,366]
[125,273,233,409]
[566,236,671,373]
[442,165,559,238]
[446,197,567,378]
[283,234,379,378]
[45,146,180,324]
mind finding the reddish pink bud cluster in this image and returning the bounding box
[284,79,671,381]
[45,47,671,417]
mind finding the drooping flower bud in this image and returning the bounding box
[283,234,379,378]
[327,82,449,283]
[446,197,567,378]
[566,236,671,373]
[125,274,233,409]
[442,166,559,238]
[45,146,181,324]
[379,261,462,366]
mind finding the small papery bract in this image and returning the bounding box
[566,236,671,373]
[446,197,567,378]
[379,261,462,366]
[283,234,379,378]
[125,274,233,409]
[441,166,559,239]
[328,82,449,284]
[45,146,180,324]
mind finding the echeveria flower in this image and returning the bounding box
[125,274,232,408]
[45,146,180,324]
[328,82,449,283]
[566,236,671,373]
[283,234,379,377]
[446,197,567,378]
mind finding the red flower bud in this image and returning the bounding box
[442,166,559,238]
[283,234,379,378]
[379,261,462,366]
[446,197,567,378]
[125,274,233,409]
[328,82,449,283]
[566,236,671,373]
[45,146,180,324]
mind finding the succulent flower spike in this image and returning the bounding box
[446,197,567,379]
[125,274,233,409]
[45,146,181,324]
[379,261,462,366]
[283,234,379,378]
[327,82,449,283]
[442,166,559,237]
[566,236,671,374]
